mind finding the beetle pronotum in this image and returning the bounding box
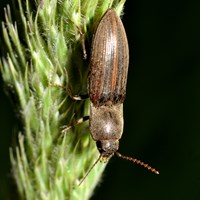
[51,8,159,185]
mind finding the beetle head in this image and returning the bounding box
[96,140,119,159]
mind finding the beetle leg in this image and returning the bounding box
[66,86,89,100]
[67,18,87,60]
[49,82,89,100]
[60,116,89,138]
[48,82,66,89]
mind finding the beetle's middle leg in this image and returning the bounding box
[49,82,89,100]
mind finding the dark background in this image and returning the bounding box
[1,0,200,199]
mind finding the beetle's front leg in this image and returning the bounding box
[60,116,89,138]
[49,82,89,100]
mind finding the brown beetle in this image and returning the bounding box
[88,8,128,159]
[79,8,159,184]
[50,8,159,185]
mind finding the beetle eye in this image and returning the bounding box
[96,141,103,153]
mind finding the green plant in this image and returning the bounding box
[0,0,126,199]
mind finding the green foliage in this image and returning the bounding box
[0,0,126,199]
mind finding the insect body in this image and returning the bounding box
[52,8,159,185]
[79,8,159,183]
[89,8,129,159]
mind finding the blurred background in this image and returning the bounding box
[1,0,200,199]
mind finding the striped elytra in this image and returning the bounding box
[89,8,129,107]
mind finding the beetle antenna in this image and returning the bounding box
[115,152,159,175]
[79,154,102,186]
